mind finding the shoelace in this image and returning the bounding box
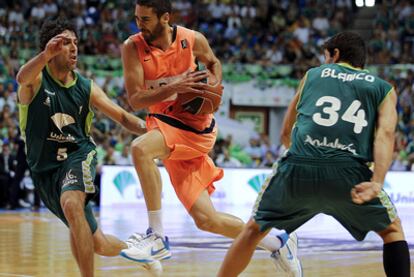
[126,233,145,245]
[129,234,157,249]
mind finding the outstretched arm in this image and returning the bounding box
[16,34,69,104]
[351,88,397,204]
[121,38,208,111]
[90,82,146,135]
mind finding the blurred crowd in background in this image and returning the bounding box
[1,0,414,208]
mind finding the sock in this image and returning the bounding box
[383,240,410,277]
[148,210,164,238]
[258,233,283,252]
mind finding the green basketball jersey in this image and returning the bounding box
[289,63,393,162]
[19,66,95,173]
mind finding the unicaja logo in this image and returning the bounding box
[384,180,414,204]
[113,171,137,197]
[247,174,268,193]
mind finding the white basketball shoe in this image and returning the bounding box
[271,232,303,277]
[121,228,171,263]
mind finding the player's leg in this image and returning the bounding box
[329,160,410,277]
[93,228,127,256]
[217,219,270,277]
[130,129,170,237]
[121,130,171,262]
[60,190,94,277]
[189,189,287,251]
[70,232,80,266]
[189,189,245,238]
[377,218,411,277]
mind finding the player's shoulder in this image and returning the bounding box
[123,34,137,46]
[176,25,198,39]
[371,73,391,87]
[176,25,194,33]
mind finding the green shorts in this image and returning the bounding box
[253,155,398,241]
[32,150,98,233]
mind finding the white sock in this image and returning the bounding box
[148,210,164,238]
[258,234,282,252]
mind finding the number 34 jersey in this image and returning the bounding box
[18,66,96,173]
[289,62,394,162]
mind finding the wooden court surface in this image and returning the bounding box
[0,203,413,277]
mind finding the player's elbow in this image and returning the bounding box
[383,129,395,141]
[127,96,144,112]
[15,71,27,85]
[377,127,395,143]
[125,85,147,111]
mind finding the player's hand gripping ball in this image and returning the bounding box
[176,72,223,115]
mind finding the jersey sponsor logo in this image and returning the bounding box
[51,113,75,133]
[43,96,51,107]
[145,71,190,89]
[47,132,76,143]
[304,134,357,155]
[321,68,375,83]
[181,39,188,49]
[145,70,191,101]
[62,169,78,187]
[45,88,56,95]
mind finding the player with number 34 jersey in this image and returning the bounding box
[289,62,392,161]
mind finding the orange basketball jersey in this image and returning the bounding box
[130,25,213,130]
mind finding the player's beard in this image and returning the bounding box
[143,22,164,43]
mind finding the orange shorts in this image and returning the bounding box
[147,116,224,211]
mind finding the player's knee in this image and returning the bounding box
[378,218,405,242]
[243,221,261,240]
[194,216,217,232]
[61,198,83,221]
[131,140,152,160]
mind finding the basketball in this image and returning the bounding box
[176,83,224,115]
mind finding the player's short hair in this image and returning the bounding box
[39,18,78,51]
[323,31,366,68]
[136,0,172,17]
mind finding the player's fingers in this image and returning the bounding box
[354,182,371,191]
[176,86,204,94]
[187,70,208,77]
[353,185,365,192]
[188,71,209,81]
[186,88,205,94]
[54,34,70,40]
[190,83,208,90]
[351,189,361,202]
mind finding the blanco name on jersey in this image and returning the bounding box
[321,68,375,83]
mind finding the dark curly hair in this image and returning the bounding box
[323,31,366,68]
[39,18,78,51]
[136,0,172,17]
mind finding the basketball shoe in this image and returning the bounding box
[120,228,171,263]
[271,232,303,277]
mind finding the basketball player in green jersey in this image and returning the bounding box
[16,19,148,276]
[218,31,411,277]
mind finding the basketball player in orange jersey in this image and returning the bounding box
[120,1,301,275]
